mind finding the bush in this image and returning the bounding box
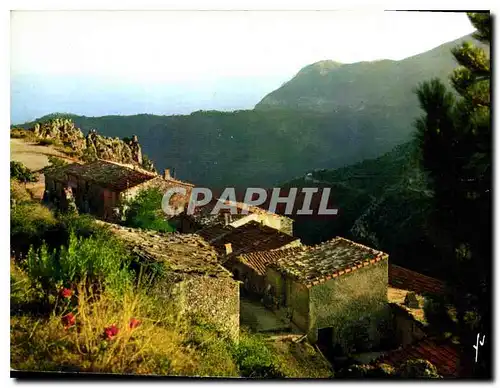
[56,213,112,242]
[47,155,68,168]
[337,362,396,378]
[11,202,58,253]
[396,359,441,378]
[179,316,239,377]
[423,294,455,334]
[11,179,32,203]
[123,187,174,233]
[10,161,37,183]
[231,333,284,378]
[11,128,33,139]
[25,232,133,298]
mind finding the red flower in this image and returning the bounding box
[60,287,73,299]
[129,318,141,329]
[62,313,76,329]
[104,324,119,340]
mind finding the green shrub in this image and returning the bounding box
[123,187,174,233]
[231,334,284,378]
[11,179,32,203]
[179,316,238,377]
[337,362,396,378]
[47,155,68,168]
[423,294,455,334]
[11,202,58,252]
[396,359,441,378]
[25,232,133,297]
[10,161,37,183]
[10,128,32,139]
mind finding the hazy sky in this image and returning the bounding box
[11,11,475,81]
[10,11,476,123]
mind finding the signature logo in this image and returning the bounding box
[473,333,486,363]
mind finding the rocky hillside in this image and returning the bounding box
[255,34,487,113]
[15,117,155,172]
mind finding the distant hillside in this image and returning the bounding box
[255,34,487,113]
[13,34,486,188]
[284,141,442,276]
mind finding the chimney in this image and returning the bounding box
[164,169,171,179]
[225,243,233,255]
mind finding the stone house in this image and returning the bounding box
[263,237,390,354]
[225,246,306,297]
[43,159,193,221]
[176,199,294,236]
[104,222,240,340]
[197,220,301,259]
[387,264,447,348]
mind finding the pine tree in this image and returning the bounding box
[414,12,491,378]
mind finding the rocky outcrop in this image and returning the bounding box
[34,118,86,150]
[30,118,155,172]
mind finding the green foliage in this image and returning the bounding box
[231,334,284,378]
[11,201,58,251]
[423,294,456,336]
[10,161,37,183]
[25,232,133,296]
[47,155,68,168]
[81,147,97,162]
[396,359,441,378]
[11,179,32,203]
[123,187,174,232]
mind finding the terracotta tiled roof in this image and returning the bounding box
[44,159,156,191]
[202,221,300,257]
[196,224,235,242]
[376,338,460,378]
[389,264,446,296]
[237,246,306,276]
[223,199,292,220]
[271,237,388,288]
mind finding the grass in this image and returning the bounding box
[11,282,200,375]
[268,337,333,378]
[11,179,33,203]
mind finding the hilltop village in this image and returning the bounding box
[10,120,460,378]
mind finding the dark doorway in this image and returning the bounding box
[317,327,335,361]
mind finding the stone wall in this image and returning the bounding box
[389,303,426,347]
[153,273,240,342]
[308,259,390,353]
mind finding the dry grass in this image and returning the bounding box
[10,179,32,203]
[387,287,427,324]
[10,282,203,376]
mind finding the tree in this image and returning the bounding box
[10,161,37,183]
[414,12,491,378]
[123,187,175,233]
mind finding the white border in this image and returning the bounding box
[3,1,498,387]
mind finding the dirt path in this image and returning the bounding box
[10,138,76,171]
